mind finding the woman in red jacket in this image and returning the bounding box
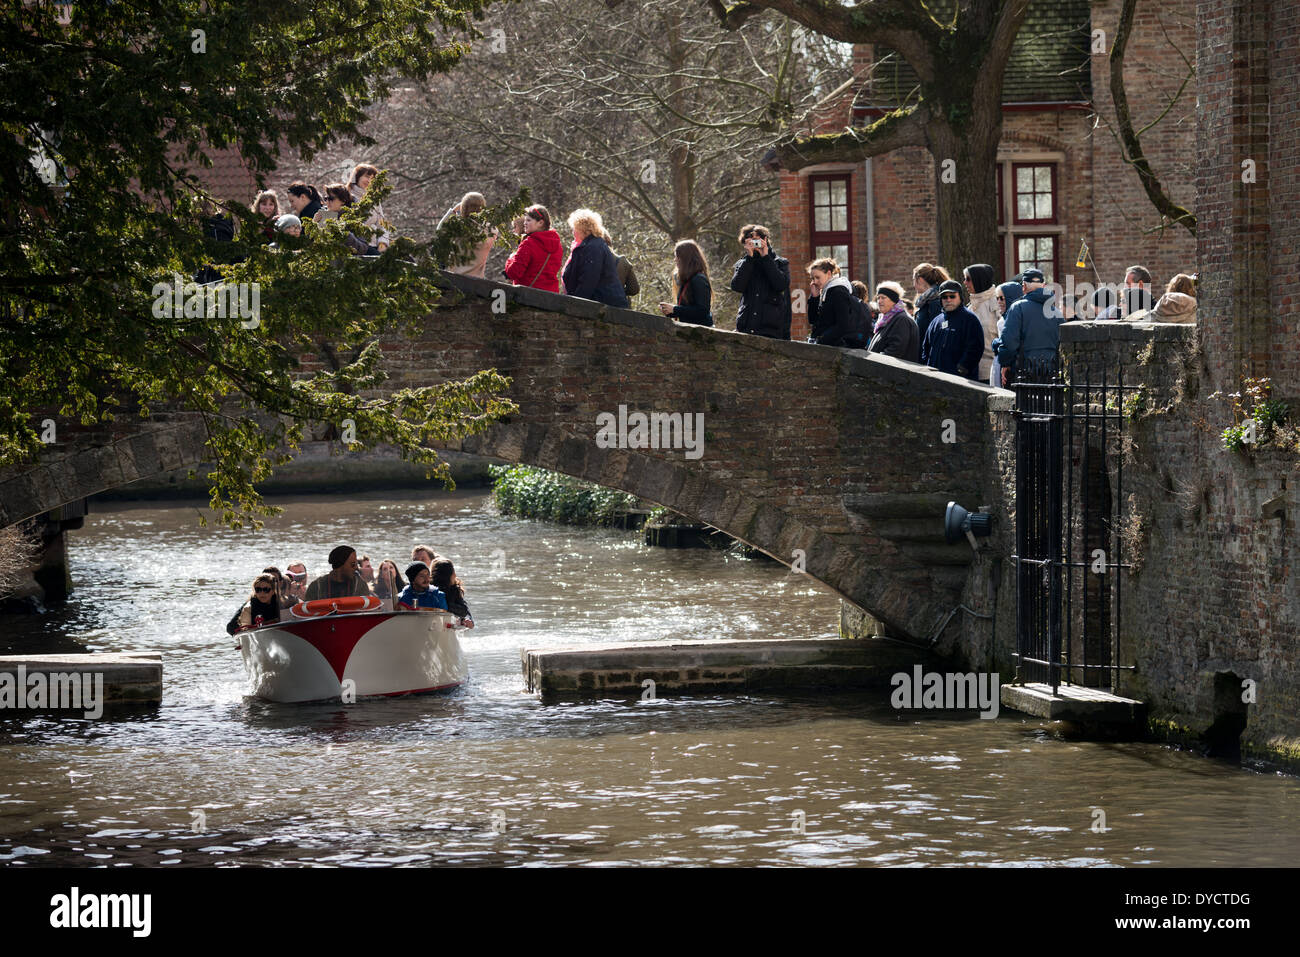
[504,205,563,292]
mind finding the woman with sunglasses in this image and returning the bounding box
[225,573,283,635]
[503,205,563,292]
[260,566,294,609]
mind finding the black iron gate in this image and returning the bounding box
[1011,358,1134,693]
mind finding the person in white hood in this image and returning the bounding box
[963,263,1000,381]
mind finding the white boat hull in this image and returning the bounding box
[239,610,467,703]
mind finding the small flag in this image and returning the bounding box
[1075,240,1089,269]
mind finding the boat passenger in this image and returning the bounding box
[284,560,310,603]
[373,560,406,612]
[359,554,376,586]
[304,546,371,601]
[431,558,474,628]
[397,562,448,612]
[226,574,282,635]
[261,566,296,609]
[411,545,440,567]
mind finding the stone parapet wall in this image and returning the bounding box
[1059,319,1299,766]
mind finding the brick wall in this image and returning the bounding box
[910,0,1300,768]
[1088,0,1198,291]
[780,5,1198,313]
[779,164,871,341]
[1052,317,1300,767]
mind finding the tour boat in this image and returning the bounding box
[237,596,468,703]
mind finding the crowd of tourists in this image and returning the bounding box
[205,167,1197,385]
[201,164,393,258]
[721,225,1198,386]
[429,198,1196,386]
[224,544,474,635]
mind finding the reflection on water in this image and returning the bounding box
[0,491,1297,867]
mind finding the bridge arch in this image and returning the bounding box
[1,273,1014,643]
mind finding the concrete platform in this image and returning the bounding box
[522,637,940,698]
[1000,681,1145,724]
[0,653,163,711]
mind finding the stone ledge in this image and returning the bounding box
[1061,320,1194,343]
[1000,681,1145,724]
[434,270,999,404]
[0,653,163,706]
[522,636,942,697]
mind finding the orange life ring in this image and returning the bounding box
[290,595,383,618]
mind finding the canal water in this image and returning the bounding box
[0,491,1297,867]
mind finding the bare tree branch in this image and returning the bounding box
[972,0,1031,107]
[774,103,928,168]
[707,0,937,82]
[1109,0,1196,235]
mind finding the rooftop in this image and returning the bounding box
[857,0,1092,113]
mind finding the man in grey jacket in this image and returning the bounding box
[996,269,1062,386]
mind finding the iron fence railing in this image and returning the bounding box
[1011,357,1137,693]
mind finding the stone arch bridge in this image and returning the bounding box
[0,274,1015,648]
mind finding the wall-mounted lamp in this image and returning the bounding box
[944,501,993,551]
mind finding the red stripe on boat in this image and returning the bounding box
[276,616,389,682]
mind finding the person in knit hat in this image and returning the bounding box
[396,561,448,612]
[997,268,1062,384]
[867,281,919,362]
[274,213,302,237]
[304,545,371,601]
[920,279,985,379]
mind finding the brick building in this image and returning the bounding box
[776,0,1197,339]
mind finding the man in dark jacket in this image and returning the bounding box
[920,279,984,379]
[997,268,1062,384]
[729,224,791,339]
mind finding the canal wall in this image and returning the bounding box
[1050,319,1300,768]
[90,442,496,499]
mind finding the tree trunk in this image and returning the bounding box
[665,14,699,242]
[926,114,1003,277]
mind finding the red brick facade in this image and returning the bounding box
[779,0,1197,336]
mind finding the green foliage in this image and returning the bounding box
[1122,387,1147,420]
[1220,422,1251,454]
[1210,377,1290,455]
[1,0,525,528]
[489,465,639,526]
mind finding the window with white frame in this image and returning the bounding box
[994,158,1063,282]
[808,173,852,270]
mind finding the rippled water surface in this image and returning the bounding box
[1,492,1297,867]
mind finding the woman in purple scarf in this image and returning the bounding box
[867,281,921,362]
